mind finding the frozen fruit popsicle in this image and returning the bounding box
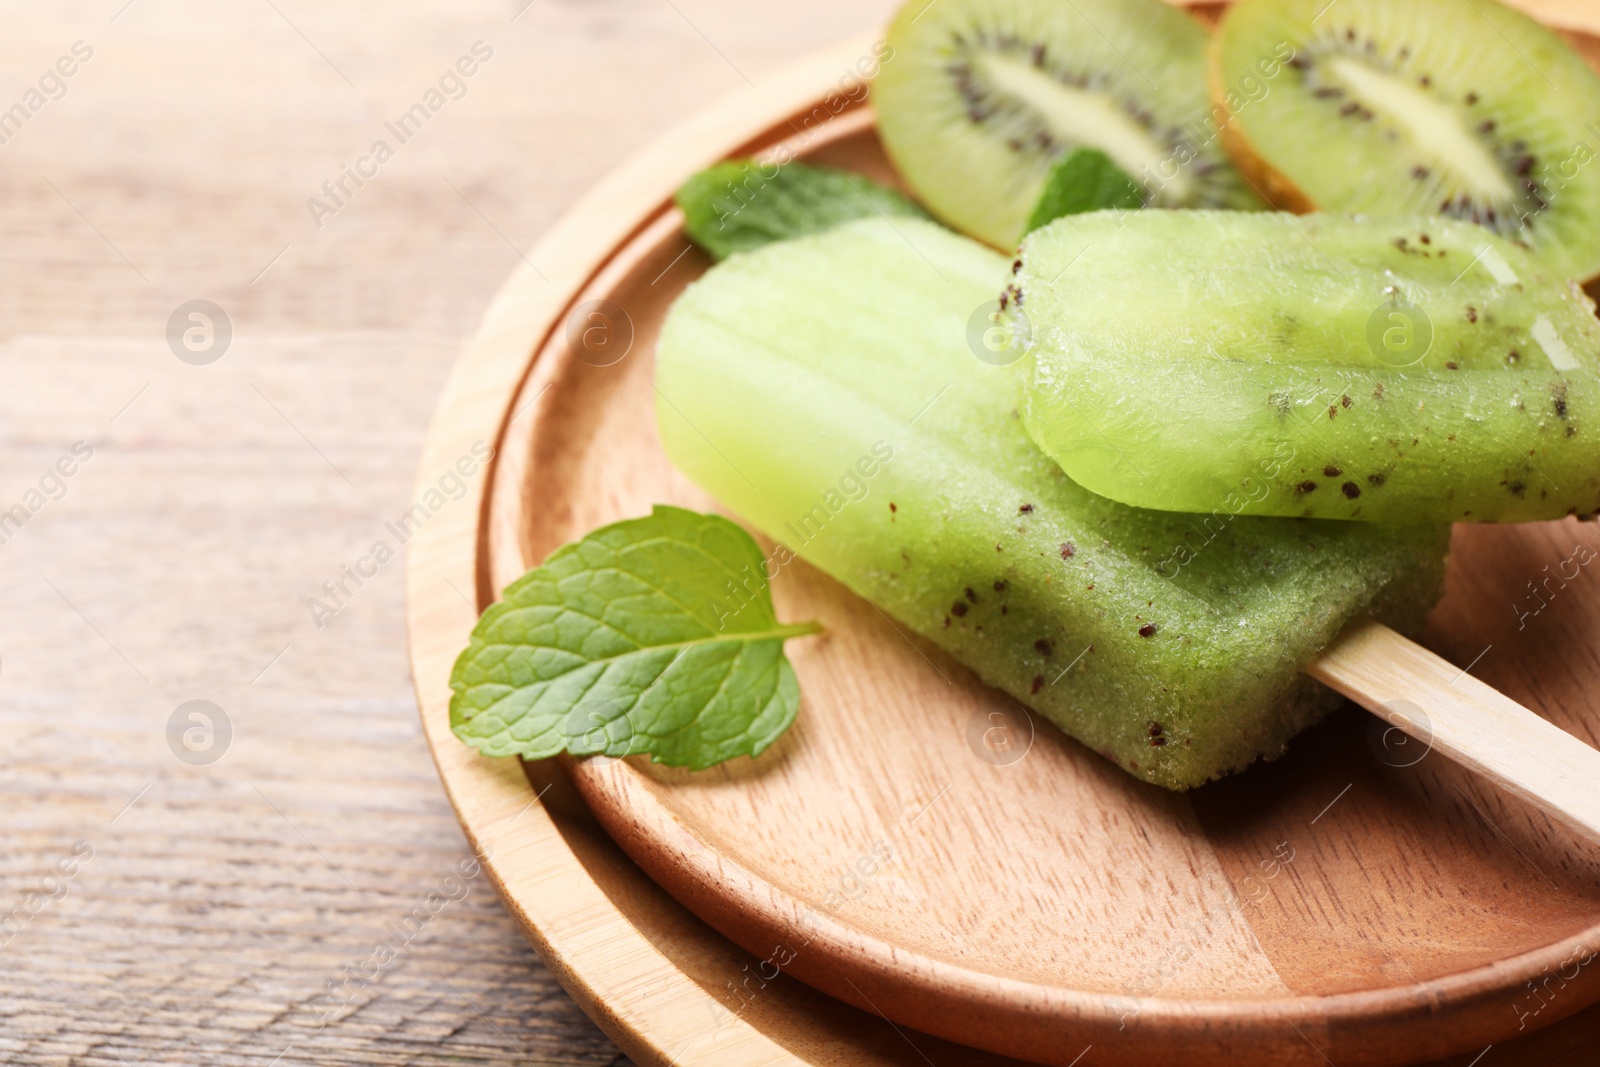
[655,216,1449,789]
[1017,210,1600,523]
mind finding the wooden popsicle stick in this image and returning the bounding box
[1308,619,1600,847]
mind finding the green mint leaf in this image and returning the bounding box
[677,158,928,260]
[1023,147,1145,236]
[449,505,821,769]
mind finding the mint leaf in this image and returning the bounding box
[1023,147,1144,236]
[677,159,928,260]
[449,505,821,769]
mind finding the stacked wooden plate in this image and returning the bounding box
[406,7,1600,1064]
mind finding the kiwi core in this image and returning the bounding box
[970,52,1192,201]
[1325,56,1514,205]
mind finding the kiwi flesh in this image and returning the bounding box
[1213,0,1600,283]
[873,0,1262,249]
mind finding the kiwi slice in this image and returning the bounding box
[873,0,1262,249]
[1213,0,1600,283]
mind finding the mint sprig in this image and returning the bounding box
[677,159,928,260]
[1024,147,1145,236]
[449,506,821,768]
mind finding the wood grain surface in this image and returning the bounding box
[0,2,902,1064]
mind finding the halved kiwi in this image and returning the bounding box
[872,0,1262,250]
[1213,0,1600,282]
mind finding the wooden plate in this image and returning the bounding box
[408,11,1600,1066]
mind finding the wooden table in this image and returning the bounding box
[3,1,1598,1065]
[0,2,897,1063]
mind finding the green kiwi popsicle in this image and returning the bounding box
[1017,211,1600,523]
[655,217,1448,789]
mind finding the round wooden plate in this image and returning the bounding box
[408,10,1600,1066]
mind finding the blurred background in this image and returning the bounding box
[0,1,896,1063]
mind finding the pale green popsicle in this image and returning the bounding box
[655,217,1449,789]
[1017,211,1600,523]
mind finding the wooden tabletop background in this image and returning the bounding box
[4,1,1600,1065]
[0,1,899,1063]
